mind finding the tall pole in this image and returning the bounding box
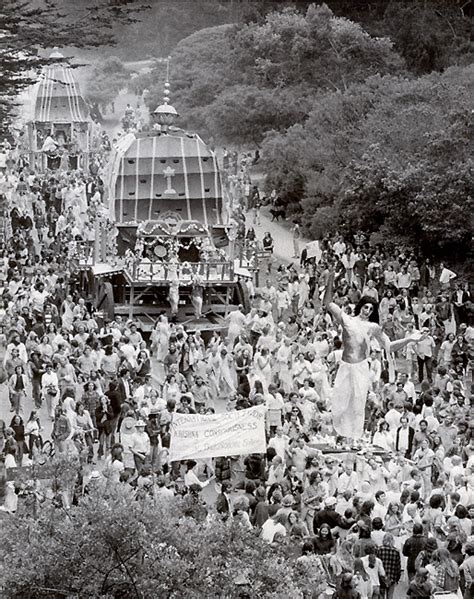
[94,217,100,264]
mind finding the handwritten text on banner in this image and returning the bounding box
[169,406,267,461]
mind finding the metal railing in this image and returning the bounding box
[131,261,234,283]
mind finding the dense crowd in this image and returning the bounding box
[0,136,473,599]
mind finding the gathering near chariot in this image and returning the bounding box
[0,1,473,598]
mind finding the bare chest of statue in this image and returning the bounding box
[341,314,374,364]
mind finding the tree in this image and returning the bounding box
[377,0,474,74]
[84,56,131,110]
[0,0,147,136]
[142,3,402,145]
[0,484,317,597]
[261,64,474,257]
[141,24,235,136]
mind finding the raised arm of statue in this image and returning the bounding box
[372,325,425,356]
[323,272,342,323]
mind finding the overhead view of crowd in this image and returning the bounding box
[0,136,473,599]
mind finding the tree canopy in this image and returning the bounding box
[0,484,320,598]
[84,56,131,110]
[261,65,474,256]
[142,3,402,146]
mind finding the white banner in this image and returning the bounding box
[169,406,267,462]
[305,240,321,262]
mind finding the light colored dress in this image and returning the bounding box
[253,351,272,393]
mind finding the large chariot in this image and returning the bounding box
[73,100,250,332]
[23,51,93,172]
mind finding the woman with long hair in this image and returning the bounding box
[135,349,151,379]
[352,558,372,599]
[82,380,100,437]
[373,420,394,452]
[313,522,335,555]
[385,502,403,538]
[73,402,94,464]
[430,547,460,593]
[162,373,180,403]
[445,516,467,565]
[439,332,456,368]
[9,414,26,466]
[38,334,54,361]
[330,539,355,581]
[24,410,42,459]
[253,346,272,393]
[95,394,114,460]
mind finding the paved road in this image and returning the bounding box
[246,205,311,264]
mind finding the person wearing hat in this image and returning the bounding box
[275,493,296,526]
[313,496,350,533]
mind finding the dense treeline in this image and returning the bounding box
[3,1,473,256]
[139,1,473,258]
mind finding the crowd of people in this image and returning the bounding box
[0,132,473,599]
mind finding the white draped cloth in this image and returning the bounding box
[331,359,370,439]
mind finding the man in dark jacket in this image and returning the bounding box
[313,496,352,533]
[244,453,265,482]
[395,416,416,458]
[215,481,232,520]
[28,350,44,408]
[402,523,427,581]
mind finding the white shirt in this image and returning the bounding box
[385,409,402,432]
[361,556,386,588]
[268,435,289,462]
[439,267,456,284]
[416,336,435,358]
[403,380,416,401]
[397,427,410,451]
[261,520,286,543]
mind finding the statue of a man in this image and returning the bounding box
[324,273,420,439]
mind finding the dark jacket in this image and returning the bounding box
[252,501,269,529]
[215,492,231,518]
[244,454,265,481]
[395,425,415,458]
[402,533,427,574]
[313,508,347,533]
[28,355,44,381]
[106,388,122,418]
[215,457,232,482]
